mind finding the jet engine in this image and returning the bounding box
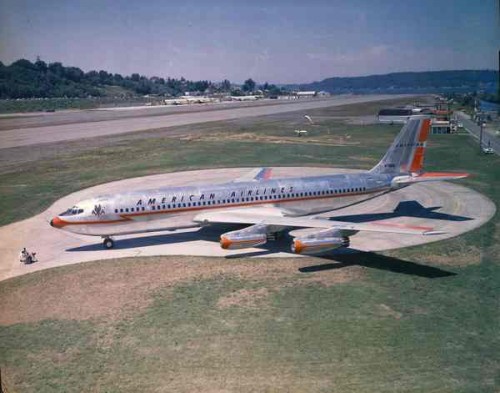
[220,224,268,250]
[291,228,349,255]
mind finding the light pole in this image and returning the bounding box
[479,114,484,153]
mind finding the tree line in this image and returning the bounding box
[0,58,269,99]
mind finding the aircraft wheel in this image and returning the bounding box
[103,237,114,249]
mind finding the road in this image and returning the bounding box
[456,111,499,155]
[0,95,412,149]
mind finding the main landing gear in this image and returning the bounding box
[103,237,114,249]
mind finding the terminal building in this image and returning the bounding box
[377,108,414,124]
[378,106,457,134]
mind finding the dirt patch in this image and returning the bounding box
[377,304,403,320]
[301,265,364,287]
[217,288,271,309]
[0,256,363,325]
[179,132,358,147]
[423,245,482,267]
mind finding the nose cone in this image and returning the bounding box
[50,217,65,228]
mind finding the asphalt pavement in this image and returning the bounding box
[0,95,412,149]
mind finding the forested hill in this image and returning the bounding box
[294,70,498,94]
[0,59,215,99]
[1,58,498,99]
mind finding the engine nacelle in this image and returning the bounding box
[291,228,349,255]
[220,224,268,250]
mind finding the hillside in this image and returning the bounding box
[1,59,498,100]
[0,59,213,99]
[294,70,498,94]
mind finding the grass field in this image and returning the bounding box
[0,101,499,392]
[0,95,154,114]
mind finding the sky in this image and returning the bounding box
[0,0,499,84]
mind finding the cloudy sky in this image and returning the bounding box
[0,0,498,83]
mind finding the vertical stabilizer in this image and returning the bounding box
[370,115,431,175]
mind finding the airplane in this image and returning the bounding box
[50,115,468,254]
[294,130,309,137]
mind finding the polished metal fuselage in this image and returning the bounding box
[59,171,401,236]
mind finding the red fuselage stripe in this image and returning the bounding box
[58,188,385,226]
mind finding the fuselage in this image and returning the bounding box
[51,171,403,237]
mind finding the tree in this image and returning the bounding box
[35,57,48,72]
[48,62,65,77]
[221,79,231,91]
[242,78,256,92]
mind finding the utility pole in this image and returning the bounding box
[479,114,483,153]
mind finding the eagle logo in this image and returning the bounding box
[92,204,105,217]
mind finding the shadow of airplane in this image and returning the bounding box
[66,201,462,278]
[66,225,237,252]
[329,200,472,223]
[68,226,455,278]
[299,248,456,278]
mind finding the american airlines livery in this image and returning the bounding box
[50,115,468,254]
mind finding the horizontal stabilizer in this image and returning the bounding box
[393,172,469,185]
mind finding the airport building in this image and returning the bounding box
[295,91,317,98]
[377,108,414,124]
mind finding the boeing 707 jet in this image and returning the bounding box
[50,115,468,254]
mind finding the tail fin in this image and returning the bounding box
[370,115,431,175]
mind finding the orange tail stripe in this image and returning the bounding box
[410,147,425,172]
[410,119,431,172]
[418,118,431,142]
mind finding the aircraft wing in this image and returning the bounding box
[232,167,272,183]
[193,209,442,236]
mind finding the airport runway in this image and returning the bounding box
[0,167,495,281]
[0,95,410,149]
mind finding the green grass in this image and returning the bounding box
[1,255,499,392]
[0,96,155,114]
[0,98,99,113]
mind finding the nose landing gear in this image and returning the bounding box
[103,237,114,249]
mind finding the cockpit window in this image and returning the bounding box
[59,206,84,216]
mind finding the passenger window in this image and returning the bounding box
[115,209,118,213]
[120,209,123,213]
